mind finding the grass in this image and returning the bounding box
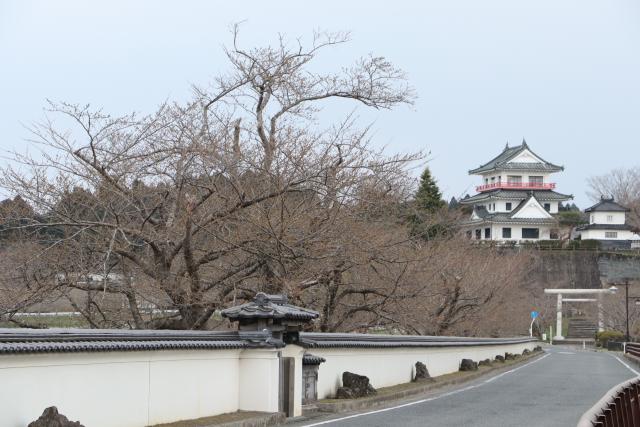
[0,315,89,329]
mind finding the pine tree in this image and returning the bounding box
[448,196,459,210]
[415,167,445,213]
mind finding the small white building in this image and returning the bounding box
[576,197,640,242]
[460,140,572,241]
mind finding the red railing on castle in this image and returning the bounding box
[475,182,556,192]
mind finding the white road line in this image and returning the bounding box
[301,353,551,427]
[483,353,550,384]
[612,355,640,376]
[558,351,575,355]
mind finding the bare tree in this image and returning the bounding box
[0,29,420,330]
[587,167,640,227]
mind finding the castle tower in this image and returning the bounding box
[460,140,573,241]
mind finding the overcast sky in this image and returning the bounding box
[1,0,639,207]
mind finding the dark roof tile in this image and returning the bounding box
[585,197,630,213]
[576,224,634,231]
[0,328,249,354]
[221,293,319,321]
[460,190,573,205]
[469,142,563,174]
[298,332,536,349]
[302,353,326,365]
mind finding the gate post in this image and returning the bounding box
[280,345,305,417]
[555,293,565,340]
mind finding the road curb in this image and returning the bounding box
[305,350,545,415]
[213,413,286,427]
[151,411,286,427]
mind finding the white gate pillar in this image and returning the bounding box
[544,288,617,341]
[598,294,605,332]
[555,293,564,340]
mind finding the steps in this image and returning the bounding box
[566,318,597,340]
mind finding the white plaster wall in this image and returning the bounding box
[487,200,557,214]
[591,212,626,225]
[238,349,280,413]
[478,172,552,185]
[0,350,242,427]
[581,229,637,240]
[488,224,553,241]
[511,199,552,219]
[509,150,544,164]
[148,351,241,425]
[310,342,536,399]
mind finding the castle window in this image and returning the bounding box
[475,229,481,240]
[507,175,522,184]
[505,202,512,211]
[529,176,543,185]
[502,228,512,238]
[605,231,618,239]
[544,203,551,212]
[484,228,491,239]
[607,215,613,222]
[522,228,540,239]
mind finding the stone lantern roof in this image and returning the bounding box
[221,292,319,345]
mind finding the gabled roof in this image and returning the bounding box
[463,193,558,226]
[585,197,630,213]
[510,194,554,219]
[221,292,319,322]
[460,189,573,205]
[469,140,563,175]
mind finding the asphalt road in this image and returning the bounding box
[295,347,638,427]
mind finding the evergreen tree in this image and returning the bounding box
[408,167,448,240]
[415,167,445,213]
[448,196,459,210]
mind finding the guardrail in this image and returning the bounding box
[577,344,640,426]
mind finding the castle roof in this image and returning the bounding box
[468,140,563,175]
[576,223,634,231]
[460,189,573,205]
[584,197,630,213]
[464,193,558,226]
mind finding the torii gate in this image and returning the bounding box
[544,288,617,340]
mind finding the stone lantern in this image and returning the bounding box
[302,353,325,404]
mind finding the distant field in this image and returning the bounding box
[0,314,89,329]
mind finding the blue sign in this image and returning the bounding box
[531,311,539,319]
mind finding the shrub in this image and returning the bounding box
[558,211,587,226]
[566,239,602,251]
[536,240,564,250]
[596,330,624,348]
